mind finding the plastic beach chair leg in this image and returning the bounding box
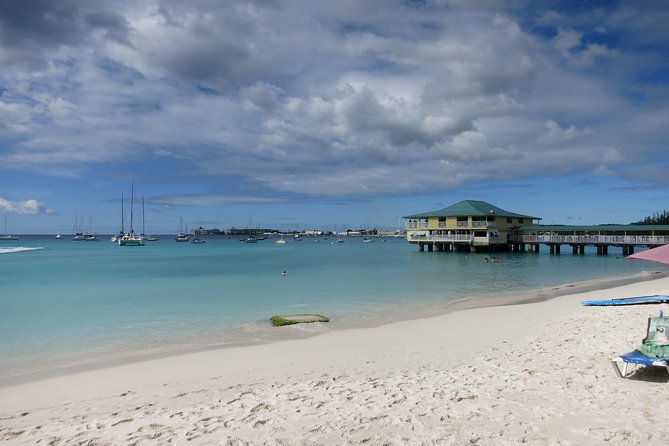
[611,358,628,378]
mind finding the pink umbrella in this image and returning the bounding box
[628,243,669,265]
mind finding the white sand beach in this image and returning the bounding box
[2,275,669,445]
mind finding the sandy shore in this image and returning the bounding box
[2,276,669,445]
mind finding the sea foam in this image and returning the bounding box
[0,247,44,254]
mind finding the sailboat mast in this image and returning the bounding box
[121,194,125,234]
[142,196,146,236]
[130,175,135,234]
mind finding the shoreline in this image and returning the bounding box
[1,270,666,388]
[2,274,669,443]
[1,270,665,387]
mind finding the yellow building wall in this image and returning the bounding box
[425,216,464,230]
[421,216,530,231]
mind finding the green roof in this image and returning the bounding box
[403,200,540,220]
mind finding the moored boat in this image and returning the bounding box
[175,234,190,242]
[118,175,145,246]
[118,232,144,246]
[175,217,190,242]
[1,215,20,240]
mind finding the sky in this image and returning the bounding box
[1,0,669,234]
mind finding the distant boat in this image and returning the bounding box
[241,215,258,243]
[118,175,145,246]
[191,237,206,244]
[0,215,19,240]
[139,197,158,241]
[175,217,190,242]
[81,216,100,241]
[275,235,286,245]
[55,233,64,239]
[363,238,374,243]
[118,232,143,246]
[71,213,86,241]
[111,195,125,242]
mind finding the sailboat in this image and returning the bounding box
[111,195,125,242]
[175,217,190,242]
[140,197,158,241]
[118,175,145,246]
[72,213,85,240]
[83,216,99,241]
[0,215,20,240]
[240,215,258,243]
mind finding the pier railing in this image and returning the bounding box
[512,234,669,246]
[406,221,496,230]
[406,232,474,243]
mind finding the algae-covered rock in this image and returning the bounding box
[270,314,330,326]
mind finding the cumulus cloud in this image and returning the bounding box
[539,120,590,144]
[0,1,667,201]
[553,27,582,53]
[0,198,56,215]
[241,83,284,113]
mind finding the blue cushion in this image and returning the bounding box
[619,350,669,365]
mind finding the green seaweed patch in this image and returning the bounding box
[270,314,330,327]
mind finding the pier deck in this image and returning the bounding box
[509,225,669,255]
[406,225,669,255]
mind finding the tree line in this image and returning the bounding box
[633,210,669,225]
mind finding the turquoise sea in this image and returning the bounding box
[0,235,664,383]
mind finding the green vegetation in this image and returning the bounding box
[270,314,330,326]
[633,211,669,225]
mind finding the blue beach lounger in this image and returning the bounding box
[611,350,669,378]
[611,313,669,379]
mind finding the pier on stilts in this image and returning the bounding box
[404,200,669,256]
[507,225,669,256]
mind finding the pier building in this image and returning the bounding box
[403,200,541,252]
[404,200,669,254]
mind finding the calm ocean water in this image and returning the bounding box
[0,235,663,382]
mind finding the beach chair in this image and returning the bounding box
[611,313,669,379]
[611,350,669,378]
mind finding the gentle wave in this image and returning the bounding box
[0,247,44,254]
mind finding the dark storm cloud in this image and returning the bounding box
[0,0,131,70]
